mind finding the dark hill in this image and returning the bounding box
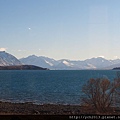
[113,67,120,70]
[0,65,49,70]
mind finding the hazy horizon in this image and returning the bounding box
[0,0,120,60]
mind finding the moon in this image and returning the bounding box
[28,28,31,30]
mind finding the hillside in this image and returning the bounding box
[0,51,49,70]
[0,51,22,66]
[0,65,48,70]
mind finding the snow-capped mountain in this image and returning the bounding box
[0,51,22,66]
[19,55,58,69]
[0,51,120,70]
[84,57,113,68]
[19,55,120,70]
[3,51,120,70]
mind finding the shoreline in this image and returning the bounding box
[0,101,83,115]
[0,101,120,115]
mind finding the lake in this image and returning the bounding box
[0,70,119,105]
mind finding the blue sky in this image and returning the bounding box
[0,0,120,60]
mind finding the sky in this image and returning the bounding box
[0,0,120,60]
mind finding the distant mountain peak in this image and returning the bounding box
[28,55,38,58]
[0,51,22,66]
[0,51,5,53]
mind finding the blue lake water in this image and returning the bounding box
[0,70,119,105]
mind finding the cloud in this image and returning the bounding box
[0,48,7,51]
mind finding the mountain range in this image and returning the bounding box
[0,51,120,70]
[19,55,120,70]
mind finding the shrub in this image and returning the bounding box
[81,77,120,113]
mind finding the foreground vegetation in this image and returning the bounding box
[81,72,120,113]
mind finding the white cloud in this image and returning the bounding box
[0,48,7,51]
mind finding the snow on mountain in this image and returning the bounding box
[44,60,53,66]
[103,62,120,69]
[86,63,96,69]
[0,51,22,66]
[20,55,58,69]
[84,57,112,68]
[2,51,120,70]
[19,55,120,70]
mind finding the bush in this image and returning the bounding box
[81,77,120,113]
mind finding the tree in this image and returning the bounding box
[81,77,120,113]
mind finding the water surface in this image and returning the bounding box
[0,70,119,105]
